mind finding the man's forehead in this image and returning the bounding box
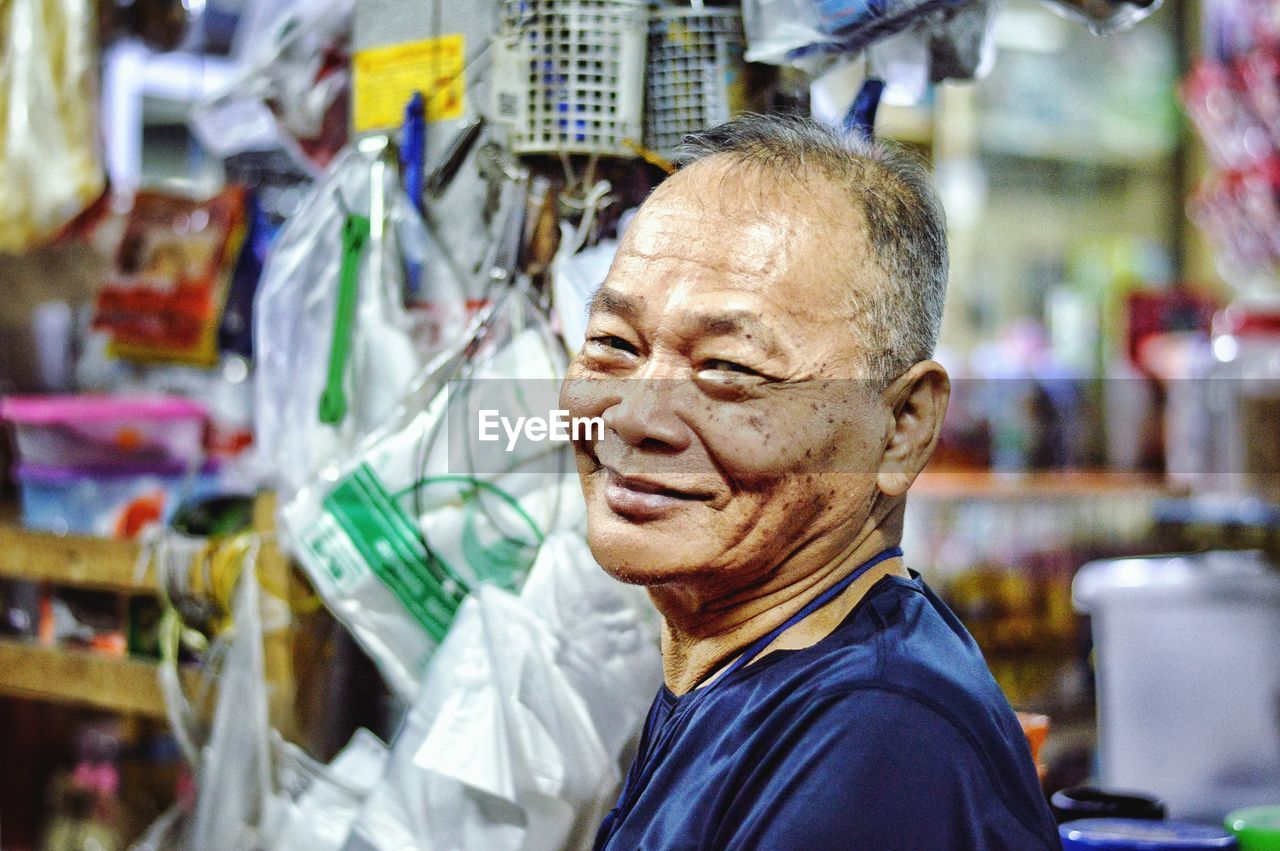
[589,285,784,348]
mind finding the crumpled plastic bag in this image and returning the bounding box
[742,0,972,65]
[0,0,105,252]
[346,531,661,851]
[284,287,581,700]
[191,0,352,174]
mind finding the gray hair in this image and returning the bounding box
[677,113,949,382]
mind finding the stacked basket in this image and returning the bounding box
[645,6,746,158]
[492,1,745,159]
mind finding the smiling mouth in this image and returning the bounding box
[601,467,713,518]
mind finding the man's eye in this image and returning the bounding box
[588,335,638,355]
[703,359,760,376]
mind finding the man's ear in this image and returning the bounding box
[876,361,950,497]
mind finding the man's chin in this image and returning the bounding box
[584,512,713,586]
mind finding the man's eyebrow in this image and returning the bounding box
[588,286,641,320]
[693,311,783,353]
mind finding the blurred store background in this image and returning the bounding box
[1,0,1279,848]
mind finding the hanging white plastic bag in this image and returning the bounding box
[284,286,581,700]
[0,0,105,252]
[254,143,466,506]
[347,531,661,851]
[549,183,620,357]
[187,553,275,851]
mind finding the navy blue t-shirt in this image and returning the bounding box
[594,573,1061,850]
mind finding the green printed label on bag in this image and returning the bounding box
[317,464,469,642]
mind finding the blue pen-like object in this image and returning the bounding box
[401,91,426,301]
[402,91,426,213]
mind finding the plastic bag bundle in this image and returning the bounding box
[0,0,105,252]
[347,531,661,851]
[1037,0,1162,36]
[253,144,466,506]
[742,0,973,65]
[284,286,581,700]
[191,0,353,174]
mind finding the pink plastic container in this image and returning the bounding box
[0,395,208,469]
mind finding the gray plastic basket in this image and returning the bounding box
[644,6,746,157]
[493,0,648,157]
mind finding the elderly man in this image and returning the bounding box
[560,115,1060,850]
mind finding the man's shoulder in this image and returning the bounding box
[795,575,1002,709]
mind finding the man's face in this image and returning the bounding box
[562,159,893,593]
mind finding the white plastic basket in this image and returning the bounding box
[644,5,746,157]
[492,0,648,157]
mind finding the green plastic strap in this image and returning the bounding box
[319,213,371,425]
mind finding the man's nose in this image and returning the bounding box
[603,380,691,451]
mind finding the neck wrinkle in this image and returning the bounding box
[656,498,906,696]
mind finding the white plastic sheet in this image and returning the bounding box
[275,730,390,851]
[347,531,661,851]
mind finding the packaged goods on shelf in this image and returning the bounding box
[91,188,250,367]
[0,395,207,470]
[13,463,224,538]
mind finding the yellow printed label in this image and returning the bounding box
[353,34,465,132]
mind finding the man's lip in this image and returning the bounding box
[603,467,712,501]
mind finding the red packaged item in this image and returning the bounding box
[92,187,248,366]
[1238,49,1280,147]
[1182,61,1273,169]
[1240,157,1280,261]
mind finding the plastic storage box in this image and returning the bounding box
[1074,551,1280,821]
[0,395,207,469]
[14,463,221,537]
[1059,818,1237,849]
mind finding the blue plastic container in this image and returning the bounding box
[1061,819,1239,850]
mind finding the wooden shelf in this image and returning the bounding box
[0,523,152,593]
[0,639,195,718]
[913,469,1185,500]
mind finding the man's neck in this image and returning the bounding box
[651,509,908,696]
